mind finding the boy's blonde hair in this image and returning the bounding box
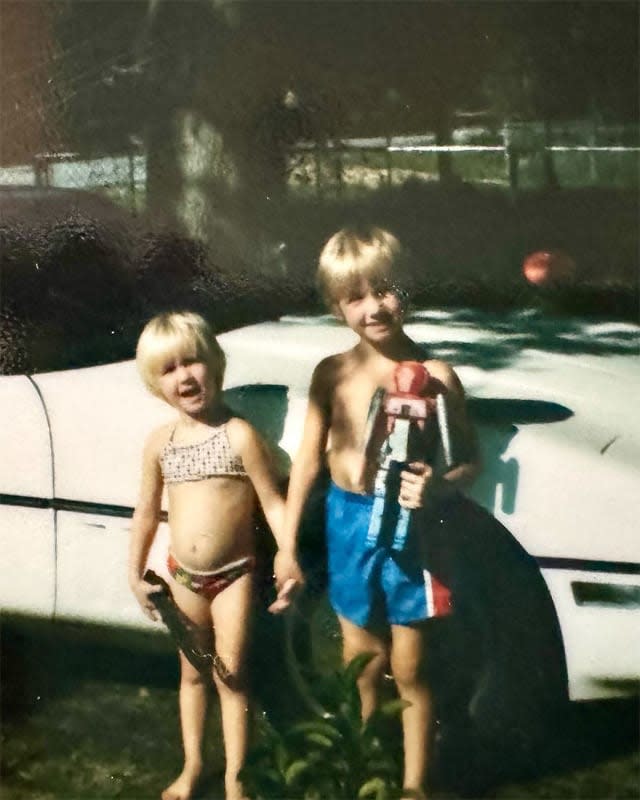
[136,311,226,398]
[317,226,406,306]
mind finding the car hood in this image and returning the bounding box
[218,309,639,469]
[9,308,638,564]
[221,309,639,564]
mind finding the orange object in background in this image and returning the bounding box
[523,250,576,287]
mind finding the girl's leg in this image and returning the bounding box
[337,615,388,720]
[210,572,254,800]
[162,582,213,800]
[390,623,431,799]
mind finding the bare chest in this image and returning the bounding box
[330,371,389,447]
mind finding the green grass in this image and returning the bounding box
[2,680,183,800]
[2,621,638,800]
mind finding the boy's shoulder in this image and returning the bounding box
[423,356,455,379]
[422,357,463,394]
[316,348,352,368]
[310,349,356,393]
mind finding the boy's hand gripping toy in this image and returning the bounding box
[363,361,453,551]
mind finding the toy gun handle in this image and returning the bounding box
[392,395,452,551]
[436,393,453,469]
[143,569,231,684]
[364,362,453,551]
[364,363,427,550]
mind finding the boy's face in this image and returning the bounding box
[335,278,404,344]
[155,348,216,418]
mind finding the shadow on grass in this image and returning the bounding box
[458,697,640,798]
[547,697,639,774]
[1,618,179,723]
[2,618,638,799]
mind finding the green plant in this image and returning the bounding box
[241,653,407,799]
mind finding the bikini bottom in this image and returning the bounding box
[167,552,255,601]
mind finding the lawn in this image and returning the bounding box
[2,621,638,800]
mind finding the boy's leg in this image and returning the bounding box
[337,614,388,720]
[390,623,432,799]
[162,581,213,800]
[210,572,254,800]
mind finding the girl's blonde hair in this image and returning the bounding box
[136,311,226,398]
[317,226,405,306]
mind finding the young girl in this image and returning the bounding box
[129,311,301,800]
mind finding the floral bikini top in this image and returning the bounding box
[160,423,247,484]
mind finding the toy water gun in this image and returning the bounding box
[362,361,453,551]
[144,569,232,684]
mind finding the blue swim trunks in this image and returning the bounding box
[325,482,452,628]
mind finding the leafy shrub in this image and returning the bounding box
[241,653,407,800]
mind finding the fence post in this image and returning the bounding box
[33,154,49,187]
[334,143,343,195]
[588,116,599,186]
[385,136,392,185]
[503,122,519,194]
[314,141,323,197]
[542,120,559,188]
[128,150,137,212]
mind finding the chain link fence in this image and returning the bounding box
[1,121,637,208]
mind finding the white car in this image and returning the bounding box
[1,308,638,757]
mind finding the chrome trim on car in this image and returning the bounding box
[0,494,168,522]
[537,556,640,576]
[572,581,640,608]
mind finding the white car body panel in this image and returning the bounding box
[543,569,640,700]
[55,510,170,628]
[0,376,55,615]
[1,506,55,615]
[1,310,638,701]
[33,363,174,508]
[0,375,52,496]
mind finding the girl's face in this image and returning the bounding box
[336,277,404,344]
[156,349,216,418]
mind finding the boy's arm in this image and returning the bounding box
[400,362,481,508]
[436,362,481,489]
[277,361,331,587]
[128,430,165,620]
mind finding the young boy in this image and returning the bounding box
[276,227,480,799]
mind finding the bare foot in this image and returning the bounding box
[400,788,427,800]
[161,766,202,800]
[225,775,249,800]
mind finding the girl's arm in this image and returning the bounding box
[227,417,287,545]
[227,418,304,607]
[128,430,165,620]
[277,361,331,586]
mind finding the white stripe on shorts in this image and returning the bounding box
[423,569,433,618]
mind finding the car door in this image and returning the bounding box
[0,375,55,616]
[32,361,173,629]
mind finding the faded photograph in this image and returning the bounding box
[1,2,638,799]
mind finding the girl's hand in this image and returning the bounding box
[273,550,305,592]
[130,577,163,622]
[399,461,434,509]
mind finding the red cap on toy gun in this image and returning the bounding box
[384,361,435,426]
[394,361,430,395]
